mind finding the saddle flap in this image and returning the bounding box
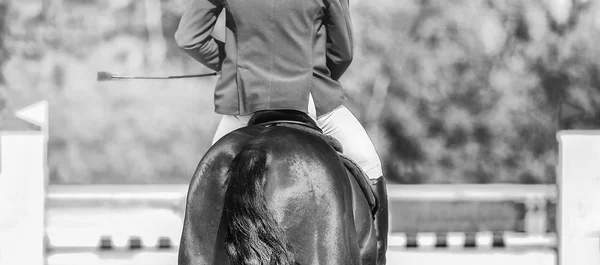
[338,153,378,215]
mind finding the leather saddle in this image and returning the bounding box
[248,110,379,215]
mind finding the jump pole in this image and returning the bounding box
[557,130,600,265]
[0,101,48,265]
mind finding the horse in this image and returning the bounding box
[178,110,387,265]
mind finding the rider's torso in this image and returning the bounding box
[214,0,346,117]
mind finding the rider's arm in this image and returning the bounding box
[175,0,225,71]
[324,0,353,81]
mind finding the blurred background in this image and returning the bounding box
[2,0,599,185]
[1,0,600,264]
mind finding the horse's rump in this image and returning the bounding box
[179,125,377,265]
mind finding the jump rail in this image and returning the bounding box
[387,184,557,202]
[47,184,188,211]
[47,183,557,240]
[47,184,557,205]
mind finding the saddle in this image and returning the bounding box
[248,110,379,215]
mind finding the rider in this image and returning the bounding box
[175,0,388,260]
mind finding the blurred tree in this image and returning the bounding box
[3,0,218,184]
[144,0,167,66]
[344,0,600,184]
[0,0,8,113]
[2,0,599,184]
[0,0,7,86]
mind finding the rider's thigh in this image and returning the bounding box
[212,114,252,144]
[317,105,383,179]
[308,93,318,122]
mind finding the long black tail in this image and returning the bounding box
[223,146,296,265]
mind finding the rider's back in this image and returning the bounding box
[175,0,352,116]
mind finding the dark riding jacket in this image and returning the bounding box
[175,0,353,117]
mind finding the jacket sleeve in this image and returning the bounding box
[324,0,353,80]
[175,0,225,71]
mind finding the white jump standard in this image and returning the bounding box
[557,131,600,265]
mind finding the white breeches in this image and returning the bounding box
[212,96,383,179]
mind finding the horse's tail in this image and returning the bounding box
[223,146,296,265]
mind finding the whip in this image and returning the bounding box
[97,71,218,81]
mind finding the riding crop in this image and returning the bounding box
[97,71,218,81]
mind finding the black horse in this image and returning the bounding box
[178,110,388,265]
